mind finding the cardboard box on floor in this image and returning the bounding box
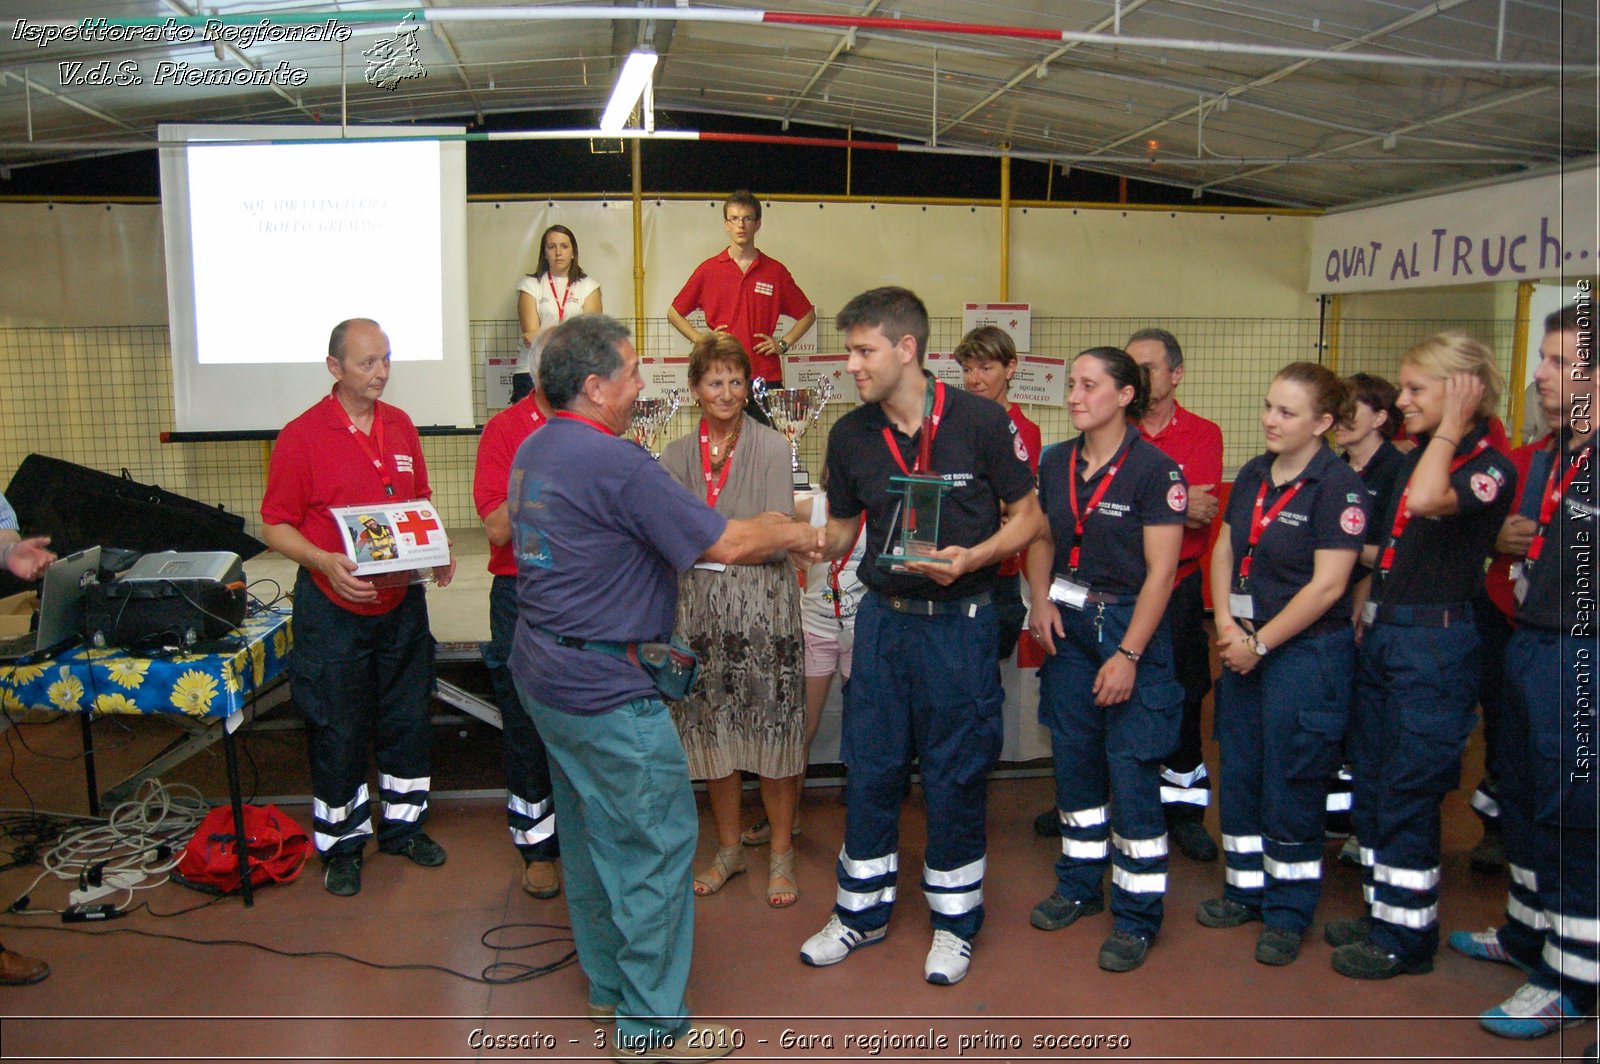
[0,590,38,638]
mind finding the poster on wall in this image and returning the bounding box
[486,355,517,410]
[785,353,859,404]
[924,352,966,389]
[962,302,1032,352]
[640,356,689,399]
[1012,354,1067,406]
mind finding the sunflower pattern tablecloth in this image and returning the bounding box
[0,608,292,720]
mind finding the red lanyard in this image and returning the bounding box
[1066,436,1132,573]
[327,390,395,497]
[555,411,615,435]
[547,275,570,322]
[881,379,946,475]
[1237,479,1306,582]
[829,515,866,620]
[698,418,737,508]
[1527,442,1592,566]
[1377,436,1490,578]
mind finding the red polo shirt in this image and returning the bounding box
[473,395,549,577]
[261,391,431,616]
[999,404,1041,578]
[1140,400,1224,568]
[671,248,813,384]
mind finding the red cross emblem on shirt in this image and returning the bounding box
[395,509,440,544]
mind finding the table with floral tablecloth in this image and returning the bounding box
[0,608,292,719]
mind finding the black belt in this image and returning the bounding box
[1373,602,1470,629]
[876,591,992,617]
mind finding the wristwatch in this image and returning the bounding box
[1249,635,1270,657]
[777,338,791,354]
[1116,644,1141,663]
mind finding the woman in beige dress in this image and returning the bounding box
[660,333,806,908]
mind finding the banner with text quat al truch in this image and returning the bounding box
[1309,163,1599,294]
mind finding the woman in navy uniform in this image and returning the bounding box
[1327,332,1517,980]
[1196,362,1368,965]
[1324,372,1405,847]
[1025,346,1187,973]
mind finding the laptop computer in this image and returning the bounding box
[0,546,101,663]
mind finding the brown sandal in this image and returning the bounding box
[767,848,799,908]
[693,845,746,896]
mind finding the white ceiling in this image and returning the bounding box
[0,0,1594,207]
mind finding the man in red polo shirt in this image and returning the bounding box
[473,348,562,901]
[1128,328,1224,862]
[668,189,816,386]
[262,318,455,897]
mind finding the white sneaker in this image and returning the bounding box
[800,914,886,967]
[923,929,972,985]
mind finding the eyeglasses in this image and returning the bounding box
[725,215,758,227]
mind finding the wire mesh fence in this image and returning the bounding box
[0,315,1521,540]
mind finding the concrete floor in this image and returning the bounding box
[0,539,1593,1061]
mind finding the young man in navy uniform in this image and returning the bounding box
[798,286,1043,986]
[1448,302,1598,1041]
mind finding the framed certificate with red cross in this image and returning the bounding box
[330,503,452,578]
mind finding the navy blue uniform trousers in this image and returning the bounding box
[1216,626,1353,933]
[1351,606,1479,961]
[485,574,559,863]
[1038,601,1183,939]
[289,569,435,857]
[1493,627,1599,1004]
[834,591,1003,942]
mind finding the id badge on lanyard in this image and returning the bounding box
[1228,592,1255,621]
[1049,574,1090,611]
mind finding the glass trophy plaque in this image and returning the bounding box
[877,474,954,570]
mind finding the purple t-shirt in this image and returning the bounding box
[508,416,727,715]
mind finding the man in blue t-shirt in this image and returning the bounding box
[508,314,822,1062]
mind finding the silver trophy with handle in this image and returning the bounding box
[628,389,684,458]
[751,375,835,489]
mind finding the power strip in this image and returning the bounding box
[68,871,145,906]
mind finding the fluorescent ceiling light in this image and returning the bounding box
[600,50,658,133]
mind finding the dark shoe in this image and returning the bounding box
[323,853,363,897]
[387,832,447,867]
[1323,914,1372,948]
[1469,824,1506,873]
[0,945,50,985]
[1331,939,1434,979]
[522,860,561,899]
[1032,808,1059,838]
[1030,892,1104,931]
[1169,818,1219,862]
[1255,926,1302,966]
[1098,930,1151,972]
[1196,896,1261,928]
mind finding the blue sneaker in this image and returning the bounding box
[1479,983,1584,1039]
[1447,928,1533,972]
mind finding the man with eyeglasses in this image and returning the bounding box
[668,189,816,388]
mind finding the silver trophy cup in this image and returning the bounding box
[751,375,835,488]
[629,390,684,458]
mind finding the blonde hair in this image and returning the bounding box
[1399,331,1504,421]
